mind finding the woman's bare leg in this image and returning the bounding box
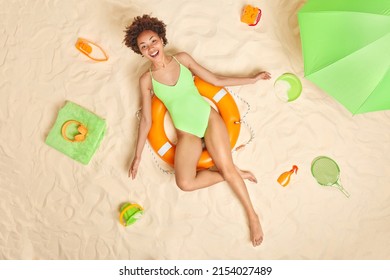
[174,134,257,190]
[209,165,258,183]
[174,132,224,191]
[204,109,263,247]
[173,111,263,246]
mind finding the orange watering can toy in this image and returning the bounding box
[75,38,108,62]
[277,165,298,187]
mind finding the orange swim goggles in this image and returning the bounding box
[61,120,88,142]
[75,38,108,62]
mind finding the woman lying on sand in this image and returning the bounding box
[124,14,271,246]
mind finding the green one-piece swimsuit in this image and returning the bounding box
[150,56,211,138]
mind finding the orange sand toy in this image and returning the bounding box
[61,120,88,142]
[241,5,262,26]
[75,38,108,62]
[277,165,298,187]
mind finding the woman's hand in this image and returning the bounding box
[253,71,271,82]
[128,156,141,179]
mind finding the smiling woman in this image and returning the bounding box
[123,14,168,55]
[123,14,271,247]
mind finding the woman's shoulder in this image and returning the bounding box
[139,70,151,82]
[174,52,195,68]
[139,70,153,89]
[174,51,190,60]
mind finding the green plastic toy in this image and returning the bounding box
[119,202,144,226]
[274,73,302,102]
[311,156,350,198]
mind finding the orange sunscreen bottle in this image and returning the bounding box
[277,165,298,187]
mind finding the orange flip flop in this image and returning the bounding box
[75,38,108,62]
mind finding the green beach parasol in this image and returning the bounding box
[298,0,390,114]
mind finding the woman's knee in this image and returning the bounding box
[175,177,194,192]
[217,164,237,182]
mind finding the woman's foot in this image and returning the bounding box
[236,167,258,183]
[249,215,263,247]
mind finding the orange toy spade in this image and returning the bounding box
[277,165,298,187]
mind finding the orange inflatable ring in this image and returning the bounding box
[147,76,241,169]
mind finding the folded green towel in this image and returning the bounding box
[45,101,106,165]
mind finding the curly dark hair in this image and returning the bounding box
[123,14,168,55]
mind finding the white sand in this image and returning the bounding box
[1,0,390,259]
